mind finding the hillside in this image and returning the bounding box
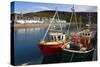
[11,10,97,24]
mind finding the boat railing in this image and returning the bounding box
[62,47,94,53]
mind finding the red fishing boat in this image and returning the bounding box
[39,10,67,56]
[40,32,66,56]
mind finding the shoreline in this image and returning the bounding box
[12,23,97,29]
[12,23,68,28]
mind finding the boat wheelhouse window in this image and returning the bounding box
[88,33,90,36]
[58,36,61,40]
[51,36,53,41]
[54,36,56,41]
[62,36,63,40]
[82,33,84,35]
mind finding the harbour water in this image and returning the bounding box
[14,24,97,65]
[14,27,46,65]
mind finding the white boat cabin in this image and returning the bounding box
[49,32,66,42]
[79,29,93,38]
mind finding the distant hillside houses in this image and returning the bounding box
[14,15,66,24]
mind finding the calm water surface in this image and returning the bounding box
[14,28,46,65]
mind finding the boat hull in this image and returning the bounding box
[39,44,62,56]
[61,49,94,62]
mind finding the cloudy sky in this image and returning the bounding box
[11,1,97,13]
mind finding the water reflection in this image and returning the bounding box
[14,27,45,65]
[15,28,41,33]
[42,53,62,64]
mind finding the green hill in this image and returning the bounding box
[11,10,97,24]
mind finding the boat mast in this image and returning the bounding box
[79,16,82,31]
[88,14,92,45]
[42,8,63,41]
[42,10,57,41]
[56,8,63,33]
[72,4,79,32]
[67,4,79,34]
[88,14,92,30]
